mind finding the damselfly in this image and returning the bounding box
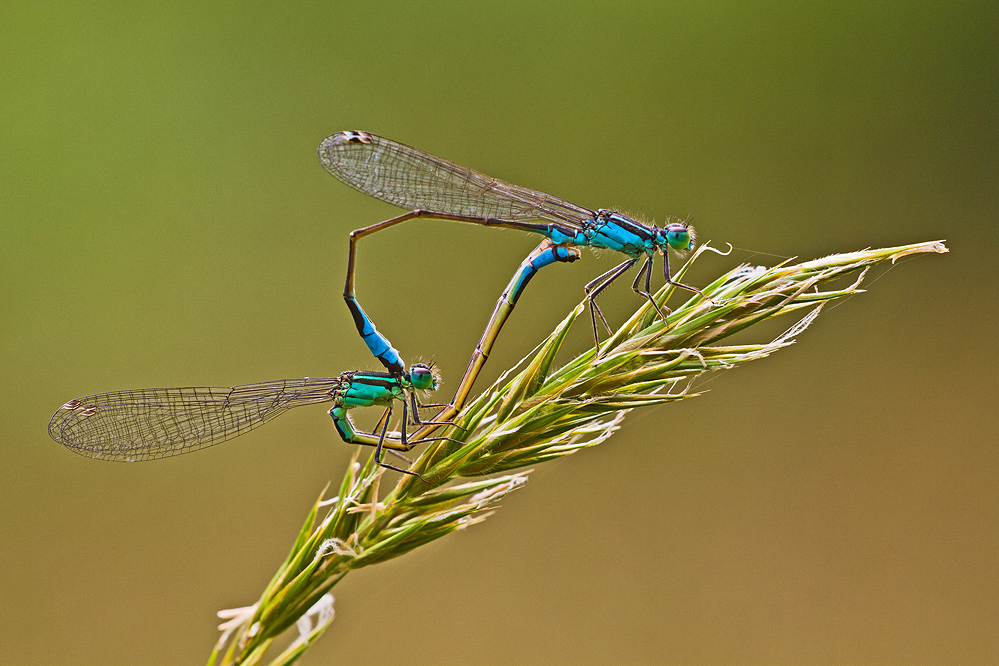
[48,363,454,477]
[319,131,704,356]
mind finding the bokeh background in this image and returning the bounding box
[2,3,996,664]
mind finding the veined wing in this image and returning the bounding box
[48,377,344,462]
[318,131,595,226]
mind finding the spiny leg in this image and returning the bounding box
[583,258,638,352]
[408,392,465,432]
[631,256,668,319]
[584,261,634,335]
[663,252,708,301]
[371,407,415,463]
[372,403,425,479]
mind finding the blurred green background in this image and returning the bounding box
[2,2,996,664]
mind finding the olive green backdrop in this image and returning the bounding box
[2,3,996,664]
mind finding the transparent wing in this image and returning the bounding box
[318,131,595,226]
[48,377,345,461]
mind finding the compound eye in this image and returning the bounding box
[664,224,692,251]
[409,364,436,391]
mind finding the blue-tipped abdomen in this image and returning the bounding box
[344,296,404,376]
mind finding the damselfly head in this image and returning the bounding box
[661,218,695,252]
[407,363,440,392]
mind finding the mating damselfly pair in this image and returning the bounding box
[49,131,702,478]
